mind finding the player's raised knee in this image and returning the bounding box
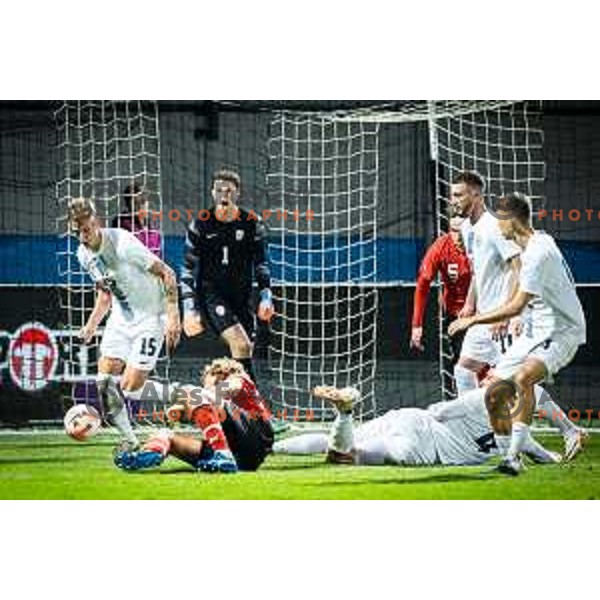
[513,369,536,392]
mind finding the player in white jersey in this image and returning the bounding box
[450,193,588,475]
[273,385,561,467]
[68,197,181,449]
[450,172,522,395]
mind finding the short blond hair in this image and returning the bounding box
[68,197,97,227]
[201,357,245,385]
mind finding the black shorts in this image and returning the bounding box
[199,291,256,342]
[220,404,274,472]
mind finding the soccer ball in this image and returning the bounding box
[64,404,102,441]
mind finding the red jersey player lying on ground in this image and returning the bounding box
[114,358,274,474]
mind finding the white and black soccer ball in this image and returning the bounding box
[64,404,102,441]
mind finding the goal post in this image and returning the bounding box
[428,100,545,399]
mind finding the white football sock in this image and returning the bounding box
[508,422,531,459]
[112,406,138,446]
[454,365,478,396]
[328,412,354,454]
[96,373,120,407]
[495,435,511,457]
[534,386,577,437]
[97,374,138,446]
[521,436,559,464]
[121,380,173,428]
[272,433,328,455]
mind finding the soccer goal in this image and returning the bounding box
[266,101,545,419]
[51,100,546,426]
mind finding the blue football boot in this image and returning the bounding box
[196,446,238,474]
[114,445,165,471]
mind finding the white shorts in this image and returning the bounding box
[494,331,581,382]
[460,324,503,366]
[100,315,165,371]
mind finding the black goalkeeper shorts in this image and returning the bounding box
[221,404,274,472]
[199,291,256,342]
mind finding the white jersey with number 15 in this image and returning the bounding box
[77,228,165,324]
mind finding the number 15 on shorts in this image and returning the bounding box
[140,337,158,356]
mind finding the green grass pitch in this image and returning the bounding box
[0,432,599,499]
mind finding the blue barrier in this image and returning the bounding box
[1,234,600,284]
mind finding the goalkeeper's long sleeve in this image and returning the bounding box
[180,219,202,314]
[253,218,271,292]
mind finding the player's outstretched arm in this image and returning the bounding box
[490,255,522,340]
[149,260,182,351]
[449,289,532,337]
[458,277,476,317]
[180,220,205,336]
[79,287,111,343]
[411,240,442,351]
[507,255,522,300]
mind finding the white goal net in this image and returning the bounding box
[266,101,546,418]
[54,101,166,415]
[267,112,380,421]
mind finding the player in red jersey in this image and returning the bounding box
[411,214,471,354]
[114,358,274,473]
[112,182,162,258]
[411,215,472,397]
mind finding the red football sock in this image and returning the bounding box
[192,405,230,451]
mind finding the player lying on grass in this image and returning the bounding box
[274,383,584,467]
[70,197,181,451]
[449,192,588,475]
[114,358,274,473]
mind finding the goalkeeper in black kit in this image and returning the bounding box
[180,169,274,383]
